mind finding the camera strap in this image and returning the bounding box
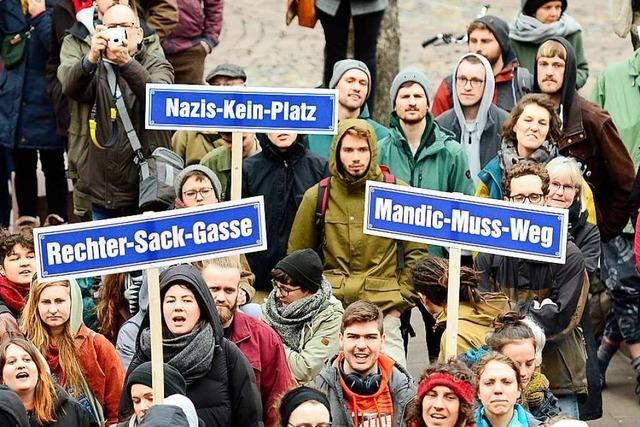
[104,62,150,179]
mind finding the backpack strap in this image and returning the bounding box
[378,166,406,271]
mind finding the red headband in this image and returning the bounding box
[417,373,475,405]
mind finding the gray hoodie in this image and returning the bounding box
[436,53,509,185]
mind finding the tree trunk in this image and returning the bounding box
[373,0,400,124]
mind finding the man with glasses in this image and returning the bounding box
[436,53,509,188]
[58,3,173,220]
[476,160,590,418]
[262,249,344,384]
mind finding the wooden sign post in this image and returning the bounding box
[444,247,461,360]
[147,267,164,404]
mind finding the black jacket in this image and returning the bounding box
[0,385,29,427]
[120,266,263,427]
[568,206,600,275]
[242,135,327,290]
[475,241,589,395]
[29,387,98,427]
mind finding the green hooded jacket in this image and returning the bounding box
[288,119,426,313]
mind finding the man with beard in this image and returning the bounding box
[431,15,533,116]
[289,119,426,368]
[436,53,509,187]
[314,301,415,426]
[378,68,474,198]
[197,256,293,427]
[306,60,389,159]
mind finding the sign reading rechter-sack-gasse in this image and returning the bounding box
[145,84,338,134]
[364,182,568,264]
[33,197,267,281]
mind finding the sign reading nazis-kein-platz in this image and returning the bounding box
[33,197,267,281]
[145,84,339,134]
[364,182,568,264]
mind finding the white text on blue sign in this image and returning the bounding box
[34,198,267,280]
[364,182,568,264]
[146,84,338,134]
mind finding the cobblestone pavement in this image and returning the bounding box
[208,0,634,96]
[213,1,640,423]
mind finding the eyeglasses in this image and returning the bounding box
[288,423,332,427]
[456,76,484,88]
[509,193,544,204]
[549,181,577,194]
[271,279,301,296]
[182,187,214,200]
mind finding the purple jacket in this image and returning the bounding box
[162,0,223,54]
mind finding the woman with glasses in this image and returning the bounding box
[476,94,562,200]
[277,386,331,427]
[262,249,344,384]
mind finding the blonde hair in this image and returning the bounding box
[21,279,86,398]
[193,255,242,273]
[0,338,58,424]
[545,156,587,212]
[536,39,567,61]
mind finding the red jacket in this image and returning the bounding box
[76,324,125,426]
[228,311,295,427]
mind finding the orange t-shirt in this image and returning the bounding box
[338,353,396,427]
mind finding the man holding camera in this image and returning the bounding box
[58,3,173,220]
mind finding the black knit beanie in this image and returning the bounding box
[523,0,567,17]
[279,386,331,427]
[125,362,187,402]
[275,249,323,292]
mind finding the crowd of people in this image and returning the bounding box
[1,0,640,426]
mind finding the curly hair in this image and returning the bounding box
[405,359,477,427]
[502,160,550,198]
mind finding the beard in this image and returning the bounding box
[216,300,238,326]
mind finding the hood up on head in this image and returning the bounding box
[472,15,516,65]
[532,36,576,125]
[328,119,381,186]
[138,264,223,342]
[0,385,29,427]
[452,53,496,129]
[139,404,189,426]
[68,278,85,336]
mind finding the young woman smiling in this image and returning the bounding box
[0,337,96,427]
[21,278,124,425]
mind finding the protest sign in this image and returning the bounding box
[146,84,339,134]
[364,181,568,358]
[33,197,267,281]
[364,181,568,263]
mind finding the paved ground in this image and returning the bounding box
[215,1,640,423]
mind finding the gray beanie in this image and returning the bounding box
[389,67,430,108]
[329,59,372,100]
[174,164,223,201]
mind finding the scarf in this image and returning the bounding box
[263,279,331,350]
[46,341,64,385]
[0,275,29,314]
[522,370,550,410]
[510,12,582,43]
[498,138,558,173]
[139,321,215,384]
[475,403,530,427]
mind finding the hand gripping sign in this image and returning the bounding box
[363,182,569,358]
[34,198,267,403]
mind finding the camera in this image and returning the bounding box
[105,27,127,46]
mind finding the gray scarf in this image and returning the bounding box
[498,138,558,173]
[263,279,332,350]
[452,53,495,186]
[510,12,581,43]
[139,321,215,384]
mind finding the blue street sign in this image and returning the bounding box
[145,84,338,134]
[33,197,267,280]
[364,182,568,263]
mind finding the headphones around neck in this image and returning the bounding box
[340,361,382,396]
